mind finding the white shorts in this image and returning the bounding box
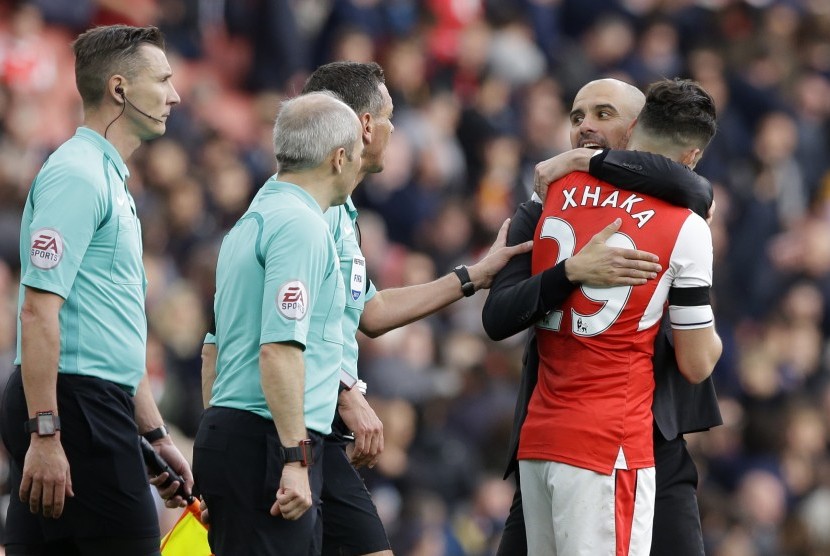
[519,460,656,556]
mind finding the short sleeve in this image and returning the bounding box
[668,214,713,289]
[668,214,714,330]
[260,213,330,348]
[21,162,108,299]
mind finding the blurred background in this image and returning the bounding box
[1,0,829,554]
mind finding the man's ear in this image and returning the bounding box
[622,117,638,147]
[331,147,347,174]
[361,112,373,145]
[109,75,126,103]
[681,147,702,169]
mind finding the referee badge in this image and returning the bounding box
[276,280,308,320]
[30,228,64,270]
[350,257,365,302]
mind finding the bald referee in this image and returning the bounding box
[192,91,365,556]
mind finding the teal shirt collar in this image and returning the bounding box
[344,196,358,221]
[75,127,130,181]
[266,178,325,216]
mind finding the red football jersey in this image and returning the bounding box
[518,171,712,474]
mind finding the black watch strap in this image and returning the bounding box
[142,425,169,443]
[280,439,313,466]
[24,411,61,436]
[452,265,475,297]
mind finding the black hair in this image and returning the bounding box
[302,61,385,116]
[638,78,717,150]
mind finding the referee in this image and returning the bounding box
[193,92,364,555]
[0,25,192,556]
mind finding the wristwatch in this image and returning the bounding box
[142,425,169,443]
[280,439,313,466]
[452,265,476,297]
[24,411,61,437]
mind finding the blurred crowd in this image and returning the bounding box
[1,0,830,554]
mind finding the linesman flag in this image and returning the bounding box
[139,436,212,555]
[160,499,212,556]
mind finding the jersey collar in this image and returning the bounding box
[75,127,130,181]
[267,179,324,215]
[344,196,358,221]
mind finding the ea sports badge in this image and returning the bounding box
[276,280,308,320]
[30,228,63,270]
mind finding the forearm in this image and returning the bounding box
[134,374,165,433]
[261,343,307,445]
[674,327,722,384]
[359,274,464,337]
[483,261,574,340]
[482,201,555,340]
[201,343,217,409]
[537,262,578,314]
[589,149,712,218]
[361,214,535,337]
[19,289,62,418]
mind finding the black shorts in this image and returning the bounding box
[0,368,159,552]
[193,406,325,556]
[321,436,390,556]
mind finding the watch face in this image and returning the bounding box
[37,414,55,435]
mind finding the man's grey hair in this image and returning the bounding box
[273,91,361,173]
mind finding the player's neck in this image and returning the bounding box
[627,137,681,165]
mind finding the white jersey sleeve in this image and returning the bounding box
[668,213,714,330]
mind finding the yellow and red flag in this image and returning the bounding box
[160,499,212,556]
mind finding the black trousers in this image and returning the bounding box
[193,406,325,556]
[0,368,159,555]
[320,436,391,556]
[650,433,704,556]
[497,433,704,556]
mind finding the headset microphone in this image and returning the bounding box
[116,87,165,124]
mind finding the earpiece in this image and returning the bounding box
[112,86,165,124]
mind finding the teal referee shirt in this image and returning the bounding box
[15,127,147,394]
[323,197,377,381]
[210,179,345,435]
